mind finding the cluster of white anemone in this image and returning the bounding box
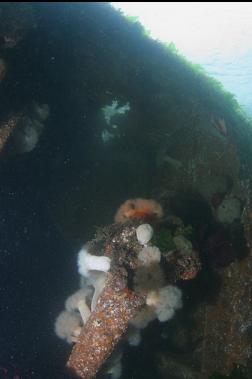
[54,223,183,378]
[129,224,182,342]
[54,247,111,344]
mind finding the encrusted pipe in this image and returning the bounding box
[0,113,22,153]
[67,272,145,379]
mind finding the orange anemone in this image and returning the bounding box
[114,198,163,223]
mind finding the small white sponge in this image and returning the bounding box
[146,285,183,322]
[136,224,153,245]
[138,246,161,265]
[77,247,111,277]
[54,310,82,344]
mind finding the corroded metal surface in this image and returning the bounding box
[157,118,243,202]
[193,256,252,377]
[0,113,22,153]
[0,3,33,49]
[67,271,145,379]
[241,180,252,255]
[66,222,146,378]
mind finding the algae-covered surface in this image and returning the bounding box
[1,3,252,379]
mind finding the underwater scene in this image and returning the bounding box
[1,3,252,379]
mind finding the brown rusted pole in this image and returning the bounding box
[67,272,145,379]
[0,113,22,153]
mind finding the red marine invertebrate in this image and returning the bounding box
[114,198,163,223]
